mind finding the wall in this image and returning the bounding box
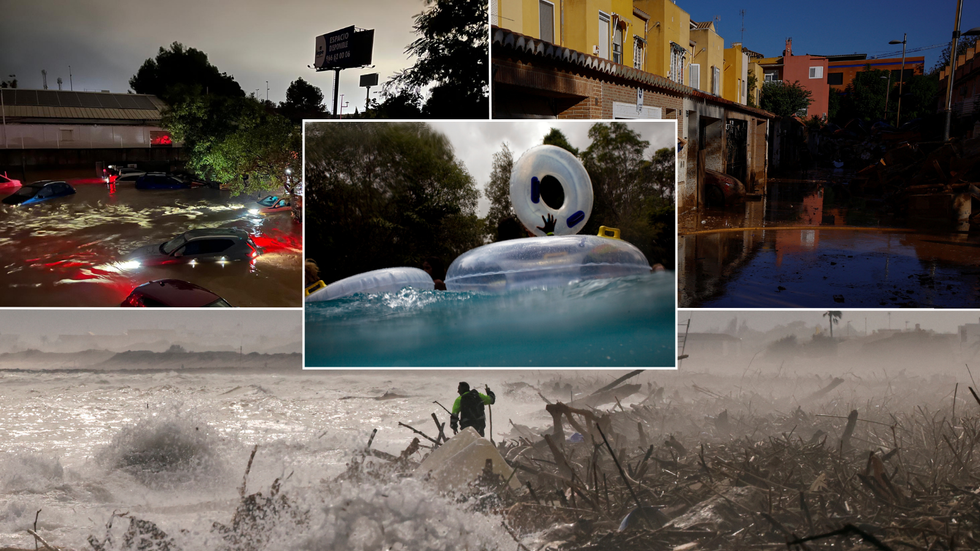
[691,26,724,95]
[0,124,170,149]
[828,57,925,91]
[723,44,748,104]
[634,0,691,82]
[783,54,828,119]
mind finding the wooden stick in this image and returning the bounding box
[366,428,378,449]
[398,422,439,446]
[239,444,258,498]
[430,413,447,444]
[27,529,56,551]
[596,423,649,526]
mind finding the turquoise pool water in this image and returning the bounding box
[305,271,676,367]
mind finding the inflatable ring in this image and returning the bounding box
[510,145,593,236]
[445,235,650,292]
[305,267,434,302]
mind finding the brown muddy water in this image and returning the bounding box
[679,180,980,308]
[0,176,302,307]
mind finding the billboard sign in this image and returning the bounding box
[359,73,379,87]
[315,26,374,70]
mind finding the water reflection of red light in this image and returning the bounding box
[251,229,302,255]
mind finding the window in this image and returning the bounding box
[598,12,610,59]
[539,1,554,43]
[712,66,720,95]
[689,64,701,90]
[828,72,844,85]
[764,72,775,82]
[633,36,645,70]
[612,23,623,64]
[182,239,234,256]
[669,42,686,84]
[809,66,823,79]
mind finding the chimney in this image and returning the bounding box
[784,37,792,57]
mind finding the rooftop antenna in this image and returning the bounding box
[740,9,746,44]
[57,77,62,90]
[68,65,73,91]
[41,69,47,90]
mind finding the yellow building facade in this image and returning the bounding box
[496,0,763,105]
[632,0,690,85]
[690,22,724,96]
[497,0,643,68]
[723,43,747,104]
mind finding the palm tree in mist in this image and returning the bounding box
[823,311,842,338]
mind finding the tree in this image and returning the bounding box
[0,78,16,89]
[542,128,580,156]
[834,68,889,123]
[823,311,842,338]
[932,36,979,74]
[305,122,483,283]
[279,77,325,123]
[581,123,675,267]
[386,0,488,118]
[164,93,299,195]
[130,42,243,102]
[746,73,758,108]
[760,80,813,117]
[484,143,515,241]
[896,74,941,122]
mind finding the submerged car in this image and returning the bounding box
[122,228,262,267]
[135,172,191,190]
[249,195,291,215]
[1,180,76,206]
[120,279,232,307]
[0,173,21,190]
[106,166,145,183]
[703,169,746,208]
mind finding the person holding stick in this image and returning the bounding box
[450,382,495,438]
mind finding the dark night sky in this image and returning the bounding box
[0,0,427,113]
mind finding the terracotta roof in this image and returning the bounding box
[491,26,775,119]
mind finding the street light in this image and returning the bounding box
[943,0,980,140]
[888,33,906,127]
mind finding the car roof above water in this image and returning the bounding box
[180,228,249,240]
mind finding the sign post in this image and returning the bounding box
[314,26,375,118]
[360,73,379,109]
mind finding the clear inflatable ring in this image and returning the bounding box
[509,145,593,236]
[305,267,434,302]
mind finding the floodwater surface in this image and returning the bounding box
[306,272,676,367]
[679,228,980,307]
[0,178,302,306]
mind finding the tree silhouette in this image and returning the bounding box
[387,0,488,118]
[280,77,325,123]
[130,42,243,102]
[823,311,842,338]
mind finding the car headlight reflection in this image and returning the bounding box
[118,260,141,271]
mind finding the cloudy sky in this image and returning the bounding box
[0,0,425,113]
[686,310,980,336]
[426,120,677,217]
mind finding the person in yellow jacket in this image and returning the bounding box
[450,382,495,437]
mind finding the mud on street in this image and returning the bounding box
[0,173,303,307]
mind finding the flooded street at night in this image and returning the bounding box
[679,178,980,308]
[0,174,302,307]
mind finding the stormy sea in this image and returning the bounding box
[0,367,612,550]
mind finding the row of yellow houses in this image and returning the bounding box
[495,0,764,107]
